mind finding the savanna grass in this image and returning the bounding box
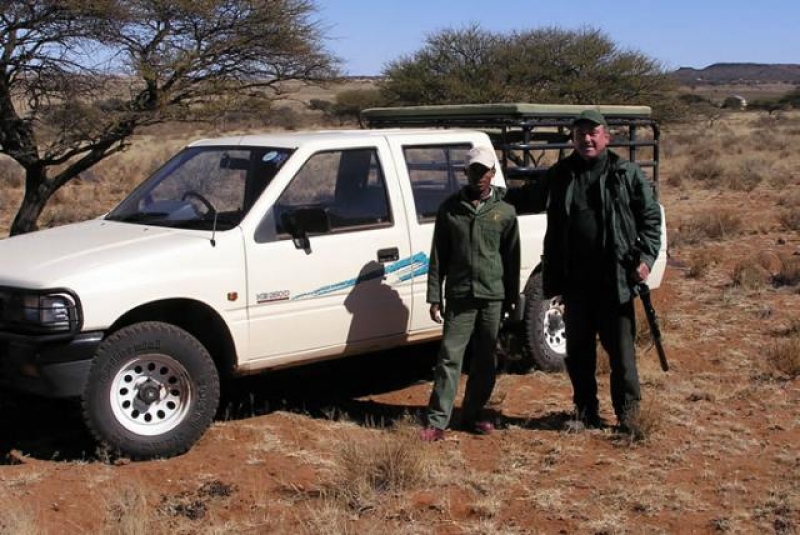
[731,257,771,290]
[686,248,715,279]
[671,210,744,246]
[327,421,431,512]
[766,332,800,378]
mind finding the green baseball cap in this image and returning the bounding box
[572,109,608,128]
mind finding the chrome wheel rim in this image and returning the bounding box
[110,354,193,436]
[543,297,567,356]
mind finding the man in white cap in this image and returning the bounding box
[421,145,520,441]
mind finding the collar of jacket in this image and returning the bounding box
[563,150,622,214]
[458,185,503,206]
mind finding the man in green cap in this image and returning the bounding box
[420,145,520,442]
[541,109,661,438]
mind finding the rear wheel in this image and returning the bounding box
[519,274,567,373]
[82,321,220,460]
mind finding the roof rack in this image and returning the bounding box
[361,103,661,197]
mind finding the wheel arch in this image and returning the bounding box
[108,299,237,379]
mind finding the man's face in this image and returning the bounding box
[572,122,611,160]
[466,164,494,196]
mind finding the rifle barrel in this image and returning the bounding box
[637,283,669,372]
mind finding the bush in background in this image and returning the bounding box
[670,210,743,246]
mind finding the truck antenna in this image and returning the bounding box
[210,212,218,247]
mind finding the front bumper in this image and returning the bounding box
[0,331,103,398]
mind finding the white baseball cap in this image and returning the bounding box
[465,145,496,169]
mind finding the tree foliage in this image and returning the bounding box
[330,88,386,123]
[380,25,676,115]
[0,0,339,235]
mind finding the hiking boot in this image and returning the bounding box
[467,420,495,435]
[584,412,606,429]
[616,418,645,441]
[616,422,644,440]
[420,426,445,442]
[617,406,644,441]
[564,411,606,433]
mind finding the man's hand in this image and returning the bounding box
[634,261,651,283]
[429,303,443,324]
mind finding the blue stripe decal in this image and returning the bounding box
[293,251,429,300]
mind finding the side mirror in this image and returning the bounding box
[281,207,330,252]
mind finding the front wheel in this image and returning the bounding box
[82,321,220,460]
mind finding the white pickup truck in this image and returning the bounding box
[0,104,667,459]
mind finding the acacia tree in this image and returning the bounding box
[381,25,675,111]
[381,24,502,105]
[0,0,339,235]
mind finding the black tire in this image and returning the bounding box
[520,274,567,373]
[81,321,220,460]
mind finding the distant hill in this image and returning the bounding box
[673,63,800,85]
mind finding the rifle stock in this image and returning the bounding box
[637,283,669,371]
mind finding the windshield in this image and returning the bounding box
[106,146,293,230]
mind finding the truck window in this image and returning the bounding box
[267,148,392,240]
[107,146,292,230]
[403,144,470,222]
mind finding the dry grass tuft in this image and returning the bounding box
[672,210,743,246]
[682,159,725,186]
[730,158,768,191]
[731,257,771,290]
[664,172,682,188]
[778,209,800,231]
[755,487,800,534]
[617,398,665,445]
[771,255,800,287]
[686,248,715,279]
[777,191,800,210]
[104,484,151,535]
[766,332,800,378]
[296,499,358,535]
[327,421,431,512]
[0,505,40,535]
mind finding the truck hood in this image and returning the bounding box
[0,219,218,288]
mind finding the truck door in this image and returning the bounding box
[243,144,414,363]
[385,135,505,334]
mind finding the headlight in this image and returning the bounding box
[0,289,81,334]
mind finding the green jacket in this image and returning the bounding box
[427,187,520,309]
[542,150,662,303]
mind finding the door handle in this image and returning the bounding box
[377,247,399,263]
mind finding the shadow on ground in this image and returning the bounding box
[217,342,439,424]
[0,343,439,463]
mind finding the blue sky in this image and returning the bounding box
[317,1,798,76]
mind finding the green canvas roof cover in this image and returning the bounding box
[361,103,652,122]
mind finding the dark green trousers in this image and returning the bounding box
[426,298,503,430]
[563,293,640,420]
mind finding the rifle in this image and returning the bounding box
[636,283,669,371]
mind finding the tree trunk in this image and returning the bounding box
[9,167,53,237]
